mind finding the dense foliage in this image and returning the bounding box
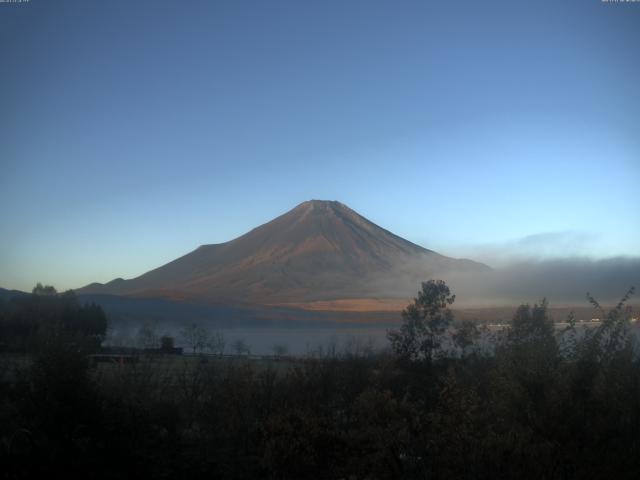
[0,283,639,479]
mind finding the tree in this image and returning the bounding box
[32,283,57,296]
[580,286,636,364]
[387,279,455,362]
[507,298,554,347]
[232,338,250,356]
[272,344,288,358]
[207,331,226,356]
[452,319,480,358]
[160,335,175,352]
[498,298,558,368]
[0,286,107,353]
[492,299,559,440]
[137,321,158,349]
[180,323,210,354]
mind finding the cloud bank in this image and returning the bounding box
[444,256,640,307]
[363,254,640,308]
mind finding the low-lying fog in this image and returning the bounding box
[369,255,640,307]
[448,256,640,306]
[101,256,639,356]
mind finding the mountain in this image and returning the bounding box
[0,287,29,302]
[78,200,489,310]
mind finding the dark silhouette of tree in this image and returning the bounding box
[272,344,288,357]
[506,298,555,347]
[160,335,175,352]
[0,285,107,353]
[136,321,158,349]
[180,323,209,354]
[32,283,57,296]
[232,338,250,356]
[207,331,226,356]
[387,279,455,362]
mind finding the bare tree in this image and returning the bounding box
[232,338,250,356]
[272,344,288,358]
[137,321,159,349]
[207,331,226,356]
[180,323,209,354]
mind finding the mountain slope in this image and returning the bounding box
[0,287,29,302]
[79,200,489,306]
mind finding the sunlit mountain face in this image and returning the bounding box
[78,200,489,309]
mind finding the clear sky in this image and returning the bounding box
[1,0,639,291]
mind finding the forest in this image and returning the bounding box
[0,281,639,479]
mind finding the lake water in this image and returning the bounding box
[106,324,394,356]
[213,327,392,356]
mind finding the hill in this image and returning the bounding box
[0,287,28,302]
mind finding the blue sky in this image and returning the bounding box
[1,0,639,291]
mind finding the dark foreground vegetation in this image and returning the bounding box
[1,282,639,479]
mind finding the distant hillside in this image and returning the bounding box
[0,288,28,301]
[78,200,489,308]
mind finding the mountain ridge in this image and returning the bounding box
[78,200,490,308]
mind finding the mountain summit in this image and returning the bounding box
[79,201,489,308]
